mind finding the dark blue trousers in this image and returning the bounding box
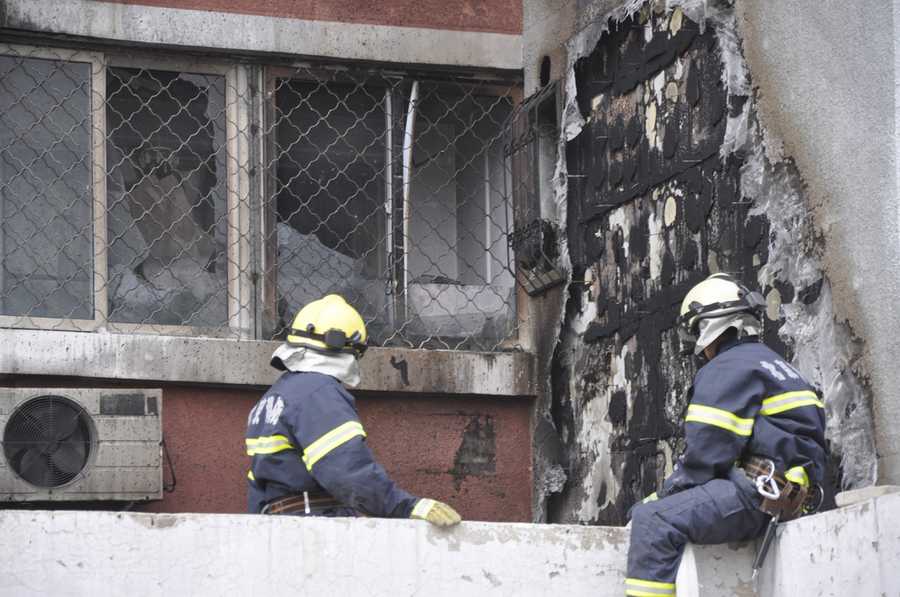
[625,468,769,595]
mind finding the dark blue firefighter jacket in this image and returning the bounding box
[660,337,828,498]
[245,371,419,516]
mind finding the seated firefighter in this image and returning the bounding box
[625,274,828,597]
[245,294,461,526]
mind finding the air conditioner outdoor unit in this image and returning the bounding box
[0,388,163,502]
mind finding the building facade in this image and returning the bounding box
[0,0,539,521]
[3,0,899,529]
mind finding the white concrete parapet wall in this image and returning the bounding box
[1,493,897,596]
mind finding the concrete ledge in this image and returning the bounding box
[1,0,523,70]
[0,512,628,596]
[682,491,900,596]
[1,493,896,596]
[0,328,537,396]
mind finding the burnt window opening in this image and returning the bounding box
[106,67,228,327]
[272,77,391,340]
[271,75,517,349]
[1,43,521,351]
[405,85,515,347]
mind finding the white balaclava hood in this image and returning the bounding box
[270,343,361,387]
[694,312,761,355]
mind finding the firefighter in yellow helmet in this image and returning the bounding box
[245,294,461,526]
[624,274,827,596]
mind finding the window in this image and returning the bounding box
[269,70,517,349]
[0,50,94,320]
[271,75,391,340]
[0,44,520,350]
[405,84,515,347]
[106,66,229,327]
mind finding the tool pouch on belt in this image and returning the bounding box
[742,457,808,521]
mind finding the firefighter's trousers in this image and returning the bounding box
[625,468,770,596]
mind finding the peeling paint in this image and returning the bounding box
[765,287,782,321]
[663,196,677,227]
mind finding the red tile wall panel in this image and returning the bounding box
[99,0,523,35]
[2,379,532,522]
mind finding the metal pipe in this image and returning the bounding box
[484,149,492,283]
[0,161,5,314]
[401,80,419,311]
[383,88,394,328]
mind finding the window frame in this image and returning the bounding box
[263,66,522,347]
[0,43,523,348]
[0,43,252,338]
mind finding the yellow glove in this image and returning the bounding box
[410,498,462,527]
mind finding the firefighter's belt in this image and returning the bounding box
[261,491,343,515]
[741,456,807,521]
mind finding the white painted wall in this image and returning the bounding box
[1,492,897,597]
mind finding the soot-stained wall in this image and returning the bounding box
[549,1,876,525]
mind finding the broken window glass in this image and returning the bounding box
[106,67,228,327]
[406,87,515,347]
[0,53,93,320]
[273,78,390,339]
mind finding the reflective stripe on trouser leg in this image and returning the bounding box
[624,578,675,596]
[626,472,769,593]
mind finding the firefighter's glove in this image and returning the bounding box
[411,498,462,527]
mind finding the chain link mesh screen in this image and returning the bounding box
[0,45,521,351]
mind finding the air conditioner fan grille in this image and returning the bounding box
[3,395,93,488]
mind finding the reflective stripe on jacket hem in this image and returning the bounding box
[785,465,809,488]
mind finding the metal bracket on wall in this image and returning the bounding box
[510,219,567,296]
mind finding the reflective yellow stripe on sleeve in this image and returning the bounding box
[685,403,754,436]
[245,434,294,455]
[624,577,676,596]
[760,391,824,416]
[302,421,367,471]
[247,470,255,481]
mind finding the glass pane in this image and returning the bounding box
[406,88,515,348]
[0,54,93,319]
[106,67,228,327]
[273,79,389,340]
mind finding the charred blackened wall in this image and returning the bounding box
[549,1,876,525]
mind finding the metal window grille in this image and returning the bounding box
[0,43,522,351]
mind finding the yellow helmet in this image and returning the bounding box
[677,274,765,353]
[286,294,368,357]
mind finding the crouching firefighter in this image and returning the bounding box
[245,294,461,527]
[624,274,827,597]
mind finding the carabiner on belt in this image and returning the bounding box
[755,458,781,500]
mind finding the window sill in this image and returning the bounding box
[0,328,536,397]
